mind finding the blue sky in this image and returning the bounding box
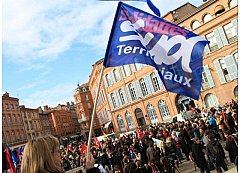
[2,0,202,108]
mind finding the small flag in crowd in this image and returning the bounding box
[103,2,209,100]
[93,137,101,148]
[6,145,16,173]
[80,143,88,155]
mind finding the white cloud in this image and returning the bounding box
[20,83,77,108]
[3,0,202,68]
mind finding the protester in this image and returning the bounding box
[224,131,238,165]
[206,133,228,173]
[191,137,209,173]
[21,137,63,173]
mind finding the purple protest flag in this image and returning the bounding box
[103,2,209,100]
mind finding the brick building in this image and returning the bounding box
[2,92,27,147]
[73,83,101,137]
[87,0,238,133]
[44,105,76,138]
[38,107,52,135]
[20,105,43,140]
[66,101,81,134]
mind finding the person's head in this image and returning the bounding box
[114,165,122,173]
[21,137,63,173]
[43,135,61,167]
[194,137,201,144]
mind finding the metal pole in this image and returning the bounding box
[86,65,105,163]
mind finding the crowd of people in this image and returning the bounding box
[4,99,238,173]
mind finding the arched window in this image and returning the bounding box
[205,93,219,107]
[150,72,161,91]
[105,74,112,86]
[191,20,200,30]
[113,69,121,82]
[111,93,117,108]
[117,115,126,132]
[234,86,238,98]
[128,83,137,101]
[119,89,126,105]
[147,104,158,124]
[229,0,237,8]
[203,13,213,23]
[234,52,238,64]
[123,65,132,77]
[158,100,171,118]
[139,78,148,96]
[214,5,225,16]
[125,112,135,130]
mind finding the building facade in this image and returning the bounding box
[2,92,27,147]
[87,0,238,133]
[20,105,43,140]
[38,107,52,135]
[66,101,81,134]
[44,105,76,138]
[74,83,101,137]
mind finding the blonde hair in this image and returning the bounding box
[43,134,60,153]
[21,137,63,173]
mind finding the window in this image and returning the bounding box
[119,89,126,105]
[105,74,112,86]
[6,131,10,142]
[12,114,16,123]
[125,112,135,130]
[147,104,158,124]
[123,65,132,77]
[10,104,14,109]
[215,5,225,16]
[128,84,137,101]
[12,130,15,141]
[3,114,6,125]
[117,116,125,132]
[111,93,117,108]
[233,52,238,64]
[202,65,215,90]
[205,93,219,108]
[15,105,19,110]
[229,0,237,8]
[135,63,143,71]
[139,78,148,96]
[113,69,121,82]
[85,94,89,100]
[87,103,91,108]
[150,72,161,91]
[203,13,213,23]
[224,23,237,44]
[5,103,9,110]
[8,115,12,124]
[206,32,218,52]
[219,59,231,82]
[158,100,170,118]
[191,20,200,30]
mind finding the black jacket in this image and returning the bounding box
[191,143,207,168]
[206,140,225,163]
[225,136,238,163]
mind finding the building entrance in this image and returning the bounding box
[135,108,146,126]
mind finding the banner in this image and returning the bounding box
[103,2,209,99]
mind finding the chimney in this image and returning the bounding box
[43,105,49,111]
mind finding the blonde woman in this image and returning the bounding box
[43,135,62,168]
[21,137,63,173]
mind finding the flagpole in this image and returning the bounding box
[86,64,105,163]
